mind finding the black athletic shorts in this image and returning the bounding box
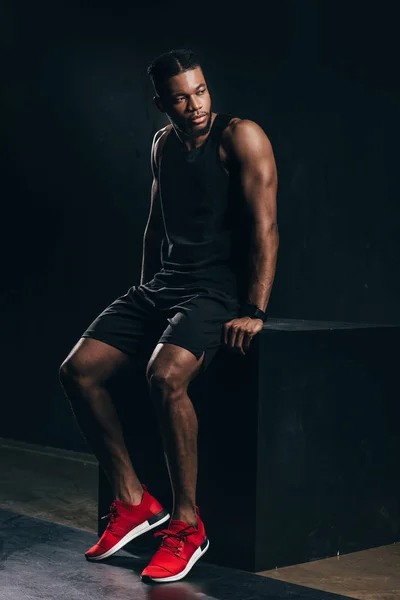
[81,282,240,373]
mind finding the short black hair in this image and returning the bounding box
[147,48,201,98]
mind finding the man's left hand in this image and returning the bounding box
[223,317,264,356]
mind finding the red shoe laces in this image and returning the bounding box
[154,525,197,554]
[100,503,118,532]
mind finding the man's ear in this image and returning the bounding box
[153,95,166,113]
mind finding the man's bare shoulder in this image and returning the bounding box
[222,117,267,143]
[222,117,272,161]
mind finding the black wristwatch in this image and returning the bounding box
[240,303,268,322]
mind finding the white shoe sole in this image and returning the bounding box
[86,509,170,561]
[141,537,210,583]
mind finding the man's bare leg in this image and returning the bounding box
[59,337,143,505]
[146,343,204,527]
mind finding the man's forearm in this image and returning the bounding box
[245,223,279,313]
[140,228,163,285]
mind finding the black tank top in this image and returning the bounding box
[148,112,251,301]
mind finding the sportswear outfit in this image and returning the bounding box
[81,112,251,372]
[82,113,251,581]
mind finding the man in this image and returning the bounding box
[59,48,279,583]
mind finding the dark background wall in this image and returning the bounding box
[1,1,399,451]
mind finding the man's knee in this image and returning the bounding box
[146,344,204,398]
[59,349,99,391]
[59,337,129,389]
[146,365,186,398]
[59,355,91,389]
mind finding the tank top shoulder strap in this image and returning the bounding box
[210,113,236,139]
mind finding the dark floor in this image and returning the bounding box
[1,438,399,599]
[1,509,355,600]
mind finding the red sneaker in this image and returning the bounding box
[85,484,170,561]
[140,506,210,583]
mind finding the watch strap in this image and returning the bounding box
[240,303,267,322]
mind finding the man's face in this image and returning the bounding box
[155,66,212,138]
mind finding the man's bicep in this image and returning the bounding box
[230,120,278,223]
